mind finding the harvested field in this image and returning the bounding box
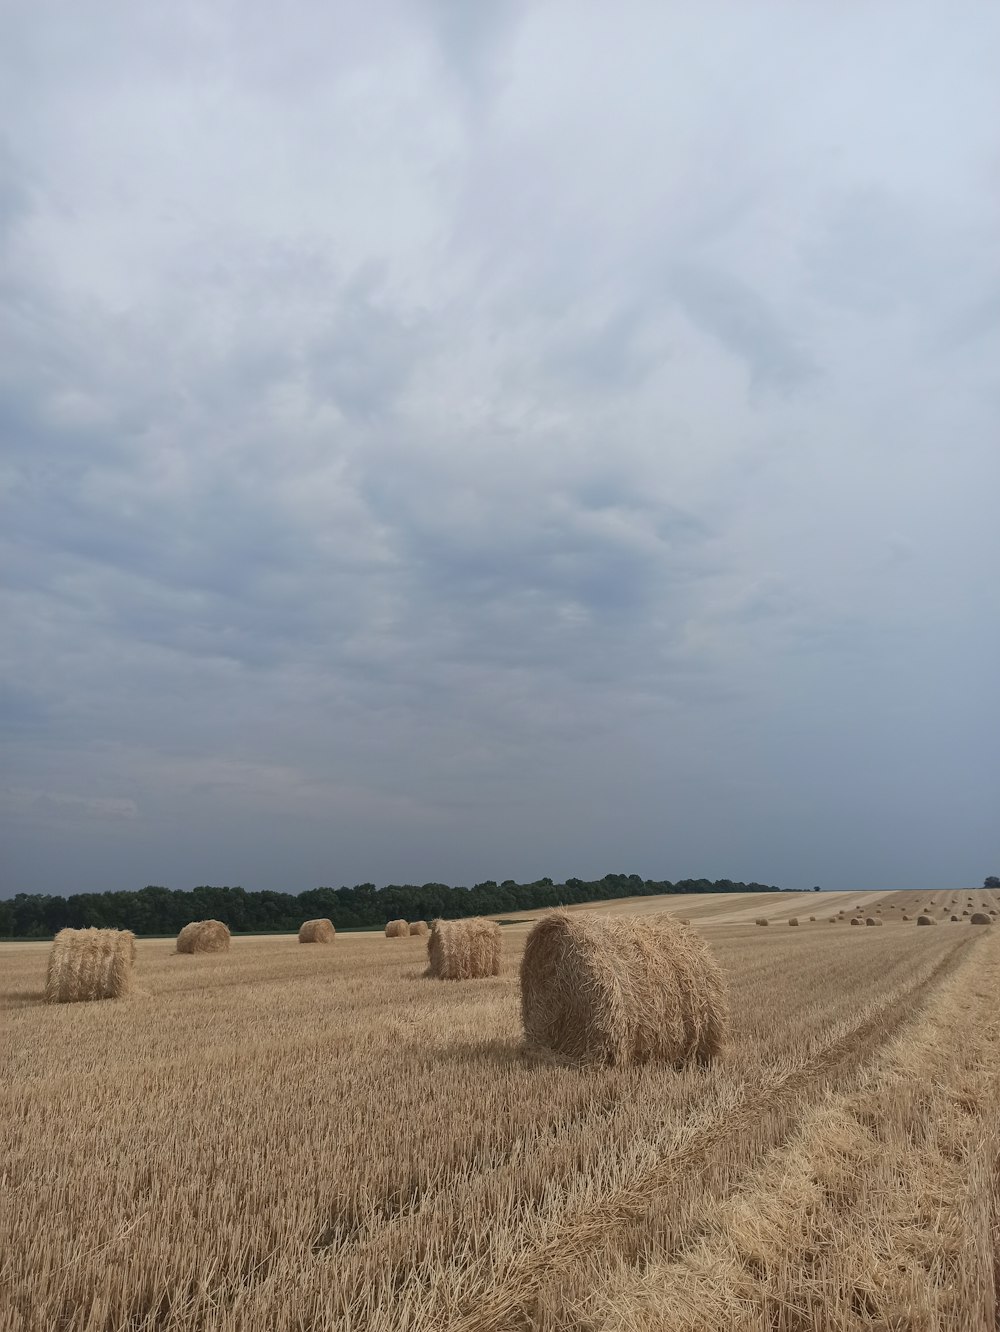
[2,890,999,1332]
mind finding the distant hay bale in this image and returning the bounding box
[755,918,769,926]
[828,917,837,923]
[865,917,877,926]
[970,912,991,925]
[788,917,799,926]
[519,910,727,1067]
[409,920,429,936]
[951,914,961,922]
[902,913,909,920]
[917,915,934,925]
[176,920,230,953]
[962,910,969,917]
[809,915,816,921]
[385,919,409,938]
[426,917,501,979]
[678,918,690,926]
[850,918,862,926]
[298,918,336,943]
[45,928,136,1003]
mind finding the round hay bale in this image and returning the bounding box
[850,918,862,926]
[962,910,969,917]
[970,912,991,925]
[176,920,230,954]
[45,927,136,1003]
[951,914,960,921]
[409,920,430,936]
[828,917,837,923]
[917,915,934,925]
[809,915,816,922]
[426,917,501,979]
[385,919,409,938]
[298,918,336,944]
[865,917,878,926]
[902,913,909,920]
[788,917,799,926]
[755,918,769,926]
[519,910,727,1067]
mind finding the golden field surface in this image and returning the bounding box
[3,888,1000,1331]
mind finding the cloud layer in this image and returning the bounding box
[2,2,998,894]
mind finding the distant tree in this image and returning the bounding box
[813,885,821,892]
[985,876,1000,889]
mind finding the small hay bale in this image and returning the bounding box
[176,920,230,953]
[828,917,837,923]
[298,918,336,943]
[902,913,909,920]
[755,918,769,926]
[951,914,961,922]
[962,909,969,917]
[409,920,430,936]
[788,917,799,926]
[385,919,409,938]
[809,915,816,921]
[850,918,862,926]
[45,927,136,1003]
[865,917,878,926]
[519,910,726,1067]
[917,915,933,925]
[970,912,991,925]
[426,917,501,979]
[678,918,691,926]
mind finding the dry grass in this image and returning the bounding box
[44,927,136,1003]
[298,919,336,943]
[176,919,230,953]
[1,893,997,1332]
[426,917,502,980]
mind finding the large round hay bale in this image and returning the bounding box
[409,920,430,936]
[850,918,862,926]
[385,919,409,938]
[520,910,726,1067]
[788,917,799,926]
[917,915,934,925]
[970,912,991,925]
[755,918,769,926]
[426,917,501,979]
[298,918,336,943]
[176,920,230,953]
[45,927,136,1003]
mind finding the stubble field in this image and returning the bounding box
[3,889,1000,1331]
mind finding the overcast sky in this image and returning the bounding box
[2,3,998,897]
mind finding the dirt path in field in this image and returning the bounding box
[446,932,976,1332]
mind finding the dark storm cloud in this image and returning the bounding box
[1,2,998,895]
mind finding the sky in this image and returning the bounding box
[2,2,998,897]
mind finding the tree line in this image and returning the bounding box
[0,873,780,939]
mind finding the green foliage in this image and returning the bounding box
[0,874,780,938]
[985,876,1000,889]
